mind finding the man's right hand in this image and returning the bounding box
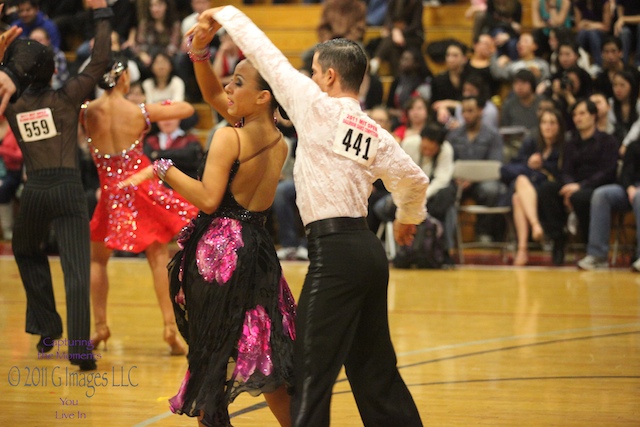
[394,221,417,247]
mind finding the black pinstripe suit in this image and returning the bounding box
[2,7,113,365]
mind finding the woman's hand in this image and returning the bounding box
[118,165,154,189]
[186,7,224,51]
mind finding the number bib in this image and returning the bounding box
[16,108,57,142]
[332,112,379,166]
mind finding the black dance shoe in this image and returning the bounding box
[36,334,62,353]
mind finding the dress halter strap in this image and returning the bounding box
[239,132,283,164]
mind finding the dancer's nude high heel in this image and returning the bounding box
[164,324,187,356]
[91,323,111,350]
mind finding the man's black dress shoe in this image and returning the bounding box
[552,241,565,266]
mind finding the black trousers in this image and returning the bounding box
[538,180,595,243]
[12,169,92,357]
[291,217,423,427]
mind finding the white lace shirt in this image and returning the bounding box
[215,6,429,225]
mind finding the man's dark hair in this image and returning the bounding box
[512,69,537,92]
[314,38,367,93]
[461,95,486,109]
[420,123,446,145]
[602,35,623,52]
[571,98,598,117]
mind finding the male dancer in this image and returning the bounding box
[191,7,428,426]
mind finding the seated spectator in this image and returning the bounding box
[452,73,499,130]
[431,41,468,125]
[28,27,68,90]
[479,0,522,60]
[538,99,619,265]
[593,36,640,99]
[212,29,245,87]
[393,96,429,143]
[608,70,640,144]
[549,65,594,129]
[11,0,61,49]
[492,33,551,82]
[132,0,181,69]
[143,117,203,181]
[543,39,593,95]
[546,26,593,77]
[531,0,572,59]
[370,0,424,76]
[501,69,541,133]
[502,108,564,266]
[614,0,640,69]
[385,46,432,124]
[577,137,640,270]
[302,0,366,73]
[590,92,616,136]
[142,52,186,104]
[0,116,22,241]
[573,0,612,67]
[468,33,498,94]
[373,123,456,265]
[448,96,505,242]
[466,0,488,40]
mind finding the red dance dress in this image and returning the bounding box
[86,104,198,252]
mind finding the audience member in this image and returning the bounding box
[143,118,203,180]
[142,52,185,103]
[366,0,388,26]
[466,0,488,40]
[614,0,640,69]
[39,0,83,51]
[370,0,424,76]
[448,96,505,242]
[431,41,468,125]
[177,0,212,102]
[480,0,522,60]
[577,137,640,270]
[538,99,619,265]
[132,0,181,69]
[608,70,640,144]
[502,69,541,132]
[573,0,612,67]
[468,33,498,94]
[593,36,640,99]
[547,26,593,76]
[590,92,616,135]
[374,123,457,264]
[11,0,61,49]
[385,46,432,124]
[28,27,68,90]
[531,0,572,58]
[550,65,594,128]
[503,108,564,266]
[358,66,384,111]
[492,33,551,82]
[453,73,499,130]
[0,116,22,241]
[212,29,245,86]
[393,96,429,143]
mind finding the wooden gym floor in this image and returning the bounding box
[0,251,638,426]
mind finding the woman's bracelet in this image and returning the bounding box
[153,158,174,181]
[186,34,211,62]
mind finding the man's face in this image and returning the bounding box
[311,52,329,93]
[158,118,181,134]
[572,102,595,132]
[513,79,532,99]
[18,3,38,25]
[601,43,622,67]
[461,99,481,127]
[590,94,609,119]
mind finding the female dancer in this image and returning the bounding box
[82,52,197,355]
[508,108,565,266]
[120,29,295,427]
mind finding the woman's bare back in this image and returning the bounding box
[85,95,149,154]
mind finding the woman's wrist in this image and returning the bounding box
[153,158,174,181]
[186,34,211,63]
